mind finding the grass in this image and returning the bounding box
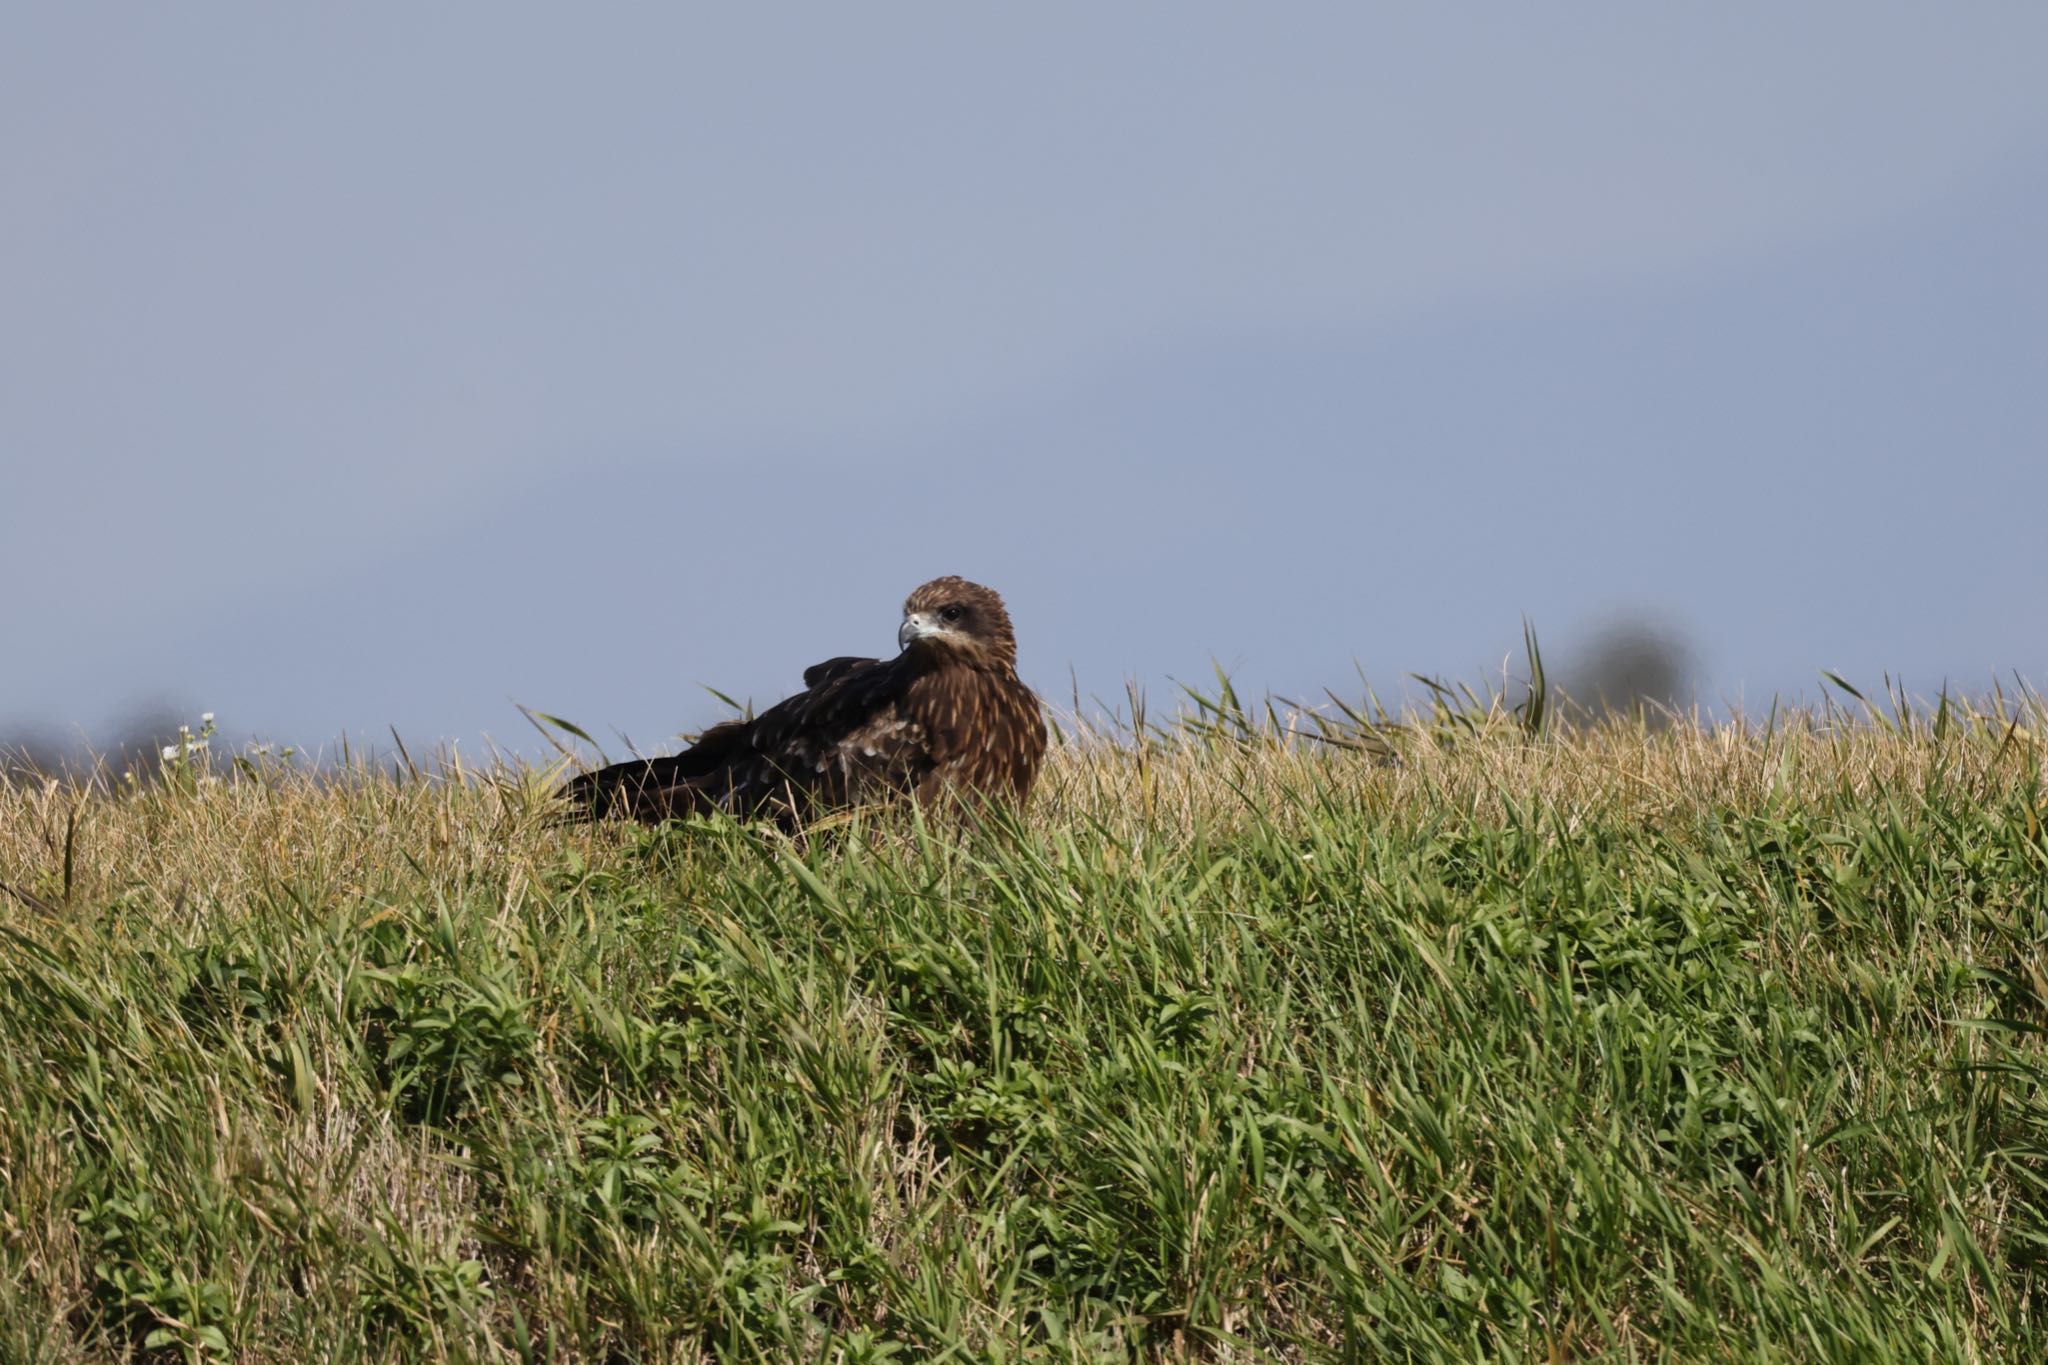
[2,688,2046,1361]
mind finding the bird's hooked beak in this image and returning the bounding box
[898,612,941,651]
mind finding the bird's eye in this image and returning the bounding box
[939,605,964,623]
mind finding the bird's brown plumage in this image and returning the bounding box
[563,577,1047,826]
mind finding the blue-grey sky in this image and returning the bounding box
[5,7,2045,756]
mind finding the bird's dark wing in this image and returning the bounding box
[563,655,924,824]
[802,656,878,688]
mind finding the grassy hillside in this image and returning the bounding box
[2,698,2045,1361]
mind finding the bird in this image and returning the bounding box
[562,576,1047,827]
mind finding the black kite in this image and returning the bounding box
[563,577,1047,826]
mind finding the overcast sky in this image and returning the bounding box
[4,7,2045,757]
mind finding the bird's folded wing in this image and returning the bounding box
[802,655,879,689]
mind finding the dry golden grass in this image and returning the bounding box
[4,698,2040,917]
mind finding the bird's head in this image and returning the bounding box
[897,576,1019,669]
